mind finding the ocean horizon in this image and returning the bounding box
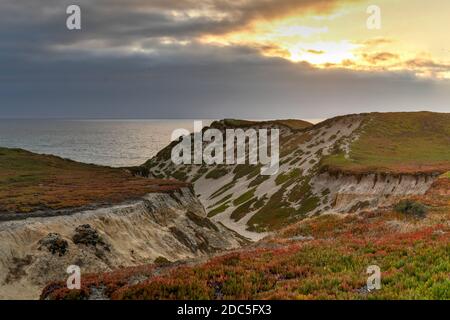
[0,118,324,167]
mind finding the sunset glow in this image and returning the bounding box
[2,0,450,119]
[199,0,450,79]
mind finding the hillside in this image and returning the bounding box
[0,147,186,214]
[321,112,450,174]
[38,112,450,300]
[42,173,450,300]
[0,148,246,299]
[142,112,450,235]
[216,118,313,131]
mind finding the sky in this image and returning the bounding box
[0,0,449,119]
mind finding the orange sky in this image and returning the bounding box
[196,0,450,79]
[2,0,450,118]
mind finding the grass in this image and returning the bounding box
[0,147,186,213]
[209,194,233,208]
[246,174,320,232]
[171,169,188,181]
[205,166,229,180]
[230,198,258,222]
[219,119,312,131]
[232,164,260,181]
[394,200,428,217]
[208,203,229,217]
[248,174,270,188]
[40,162,450,300]
[232,188,256,206]
[42,204,450,300]
[275,168,302,186]
[322,112,450,174]
[209,180,236,199]
[248,187,296,232]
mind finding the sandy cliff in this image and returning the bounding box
[0,187,246,299]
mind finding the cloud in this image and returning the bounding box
[0,0,363,55]
[403,58,450,79]
[360,37,394,47]
[363,52,399,64]
[307,49,326,55]
[1,39,449,119]
[0,0,449,119]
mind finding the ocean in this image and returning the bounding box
[0,119,212,167]
[0,118,323,167]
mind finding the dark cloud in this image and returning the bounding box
[0,0,449,119]
[0,0,359,51]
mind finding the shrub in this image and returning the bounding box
[154,256,172,266]
[127,166,149,177]
[38,233,68,256]
[394,200,428,217]
[72,224,108,248]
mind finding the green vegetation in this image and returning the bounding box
[233,164,260,181]
[287,177,311,203]
[296,195,320,216]
[209,194,233,208]
[172,169,187,181]
[154,256,172,266]
[208,203,229,217]
[0,147,185,213]
[233,188,256,206]
[222,119,256,127]
[191,166,208,182]
[275,168,302,186]
[230,198,258,221]
[322,112,450,174]
[43,207,450,300]
[209,180,236,199]
[253,196,266,210]
[205,166,229,179]
[248,174,270,188]
[248,174,321,231]
[220,119,312,131]
[274,119,313,130]
[394,200,428,217]
[208,192,234,217]
[248,188,296,232]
